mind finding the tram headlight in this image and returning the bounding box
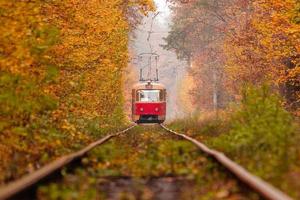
[155,107,159,112]
[140,107,144,112]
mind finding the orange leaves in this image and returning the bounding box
[0,0,154,183]
[167,0,298,111]
[223,0,299,111]
[129,0,156,15]
[44,0,155,130]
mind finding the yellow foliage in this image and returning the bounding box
[224,0,300,112]
[178,73,195,114]
[0,0,154,183]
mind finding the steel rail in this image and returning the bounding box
[0,124,136,200]
[160,124,293,200]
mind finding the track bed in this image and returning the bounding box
[36,125,259,200]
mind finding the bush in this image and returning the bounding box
[211,85,296,179]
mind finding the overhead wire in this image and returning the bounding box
[136,11,161,82]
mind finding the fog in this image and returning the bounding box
[129,1,188,120]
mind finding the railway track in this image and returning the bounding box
[0,125,136,200]
[0,124,294,200]
[160,124,293,200]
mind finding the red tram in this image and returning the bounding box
[132,81,166,123]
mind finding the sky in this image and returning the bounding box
[154,0,171,23]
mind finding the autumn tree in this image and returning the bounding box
[163,0,236,112]
[165,0,299,114]
[224,0,300,113]
[0,0,154,183]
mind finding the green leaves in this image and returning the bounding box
[30,25,60,56]
[0,72,57,117]
[211,85,296,180]
[11,127,28,137]
[44,65,59,83]
[231,85,293,150]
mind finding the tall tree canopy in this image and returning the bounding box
[0,0,154,182]
[164,0,299,113]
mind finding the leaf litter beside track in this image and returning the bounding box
[37,125,260,200]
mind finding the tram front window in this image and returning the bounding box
[137,90,160,102]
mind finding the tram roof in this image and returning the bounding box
[133,81,165,90]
